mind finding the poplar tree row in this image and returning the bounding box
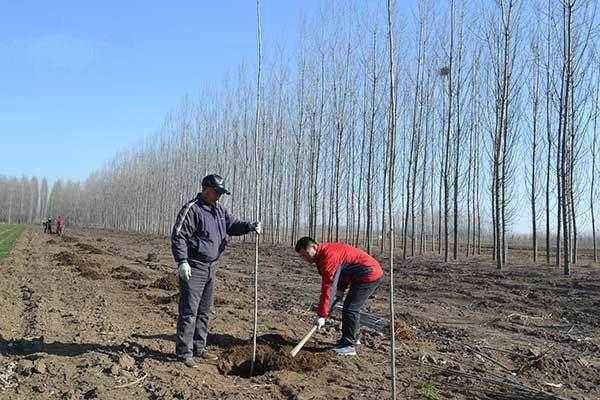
[0,176,48,224]
[1,1,598,275]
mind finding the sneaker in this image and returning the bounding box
[194,348,219,361]
[178,356,196,368]
[334,345,357,356]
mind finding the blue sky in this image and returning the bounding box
[0,0,322,184]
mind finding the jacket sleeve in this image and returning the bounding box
[224,208,253,236]
[171,201,200,263]
[317,256,340,317]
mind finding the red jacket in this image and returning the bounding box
[314,242,383,317]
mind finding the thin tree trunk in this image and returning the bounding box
[386,2,397,397]
[366,31,377,254]
[250,0,262,377]
[531,42,540,263]
[443,0,455,263]
[592,67,599,263]
[545,1,552,264]
[452,4,464,261]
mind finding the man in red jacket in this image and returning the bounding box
[295,236,383,356]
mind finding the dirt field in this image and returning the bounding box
[0,226,599,399]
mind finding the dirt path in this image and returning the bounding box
[1,226,599,399]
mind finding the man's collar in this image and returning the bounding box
[313,244,322,259]
[197,193,217,210]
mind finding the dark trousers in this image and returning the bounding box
[175,260,216,358]
[340,279,380,347]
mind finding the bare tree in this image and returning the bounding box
[452,1,466,261]
[529,36,542,262]
[592,66,600,263]
[442,0,455,263]
[386,0,397,397]
[489,0,518,270]
[249,0,262,377]
[403,1,427,258]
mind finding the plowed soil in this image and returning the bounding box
[0,226,599,399]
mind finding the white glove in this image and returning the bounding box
[178,261,191,281]
[314,316,326,330]
[253,221,262,235]
[335,290,345,303]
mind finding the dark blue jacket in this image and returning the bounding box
[171,194,254,263]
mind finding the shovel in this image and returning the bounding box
[290,299,339,357]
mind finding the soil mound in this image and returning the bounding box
[77,264,104,280]
[111,265,133,274]
[145,253,160,262]
[395,319,417,341]
[111,265,149,280]
[53,251,86,266]
[53,251,103,279]
[150,274,178,291]
[219,334,331,378]
[75,242,104,254]
[146,293,178,305]
[124,271,149,280]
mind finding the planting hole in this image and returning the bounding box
[218,334,331,378]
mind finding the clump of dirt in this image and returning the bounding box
[145,253,160,262]
[77,264,104,280]
[53,251,86,266]
[123,271,149,281]
[96,238,104,242]
[146,293,178,305]
[53,251,102,279]
[46,239,59,245]
[60,235,78,243]
[126,271,150,280]
[395,319,417,341]
[111,265,150,280]
[396,311,432,331]
[111,265,133,274]
[150,274,178,291]
[75,242,104,254]
[218,334,331,378]
[213,295,228,306]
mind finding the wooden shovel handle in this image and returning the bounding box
[290,325,318,357]
[290,299,339,357]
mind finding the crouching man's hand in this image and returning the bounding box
[314,316,326,330]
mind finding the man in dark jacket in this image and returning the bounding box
[171,174,261,367]
[45,217,53,234]
[295,236,383,356]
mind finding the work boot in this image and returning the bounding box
[177,356,196,368]
[194,348,219,361]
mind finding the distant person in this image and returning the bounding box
[56,216,65,235]
[45,217,53,234]
[171,174,261,368]
[294,237,383,356]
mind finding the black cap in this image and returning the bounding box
[201,174,231,195]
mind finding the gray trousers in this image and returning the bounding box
[340,279,380,347]
[176,260,216,358]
